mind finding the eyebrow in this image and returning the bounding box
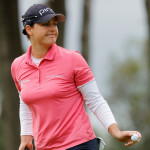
[46,19,58,23]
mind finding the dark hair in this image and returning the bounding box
[22,23,34,39]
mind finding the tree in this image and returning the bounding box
[0,0,22,149]
[109,58,146,150]
[82,0,91,62]
[143,0,150,148]
[145,0,150,97]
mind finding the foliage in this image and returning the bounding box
[0,0,23,149]
[109,55,149,149]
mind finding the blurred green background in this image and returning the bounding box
[0,0,150,149]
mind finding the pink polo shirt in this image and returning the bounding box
[11,44,96,150]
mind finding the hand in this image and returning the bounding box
[108,124,142,146]
[19,135,33,150]
[114,130,142,146]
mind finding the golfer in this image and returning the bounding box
[11,4,141,150]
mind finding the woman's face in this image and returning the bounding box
[27,18,58,47]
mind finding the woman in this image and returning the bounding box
[11,4,141,150]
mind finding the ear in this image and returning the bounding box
[25,25,33,36]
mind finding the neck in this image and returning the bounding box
[31,44,52,59]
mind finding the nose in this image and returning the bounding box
[48,24,56,31]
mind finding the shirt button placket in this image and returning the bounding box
[37,68,40,83]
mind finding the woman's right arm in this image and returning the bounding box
[19,94,33,150]
[19,135,33,150]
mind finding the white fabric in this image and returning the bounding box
[19,94,33,135]
[31,54,43,66]
[19,54,40,135]
[78,80,116,130]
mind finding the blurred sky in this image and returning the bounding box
[89,0,147,89]
[17,0,147,137]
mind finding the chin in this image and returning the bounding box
[43,38,57,46]
[44,42,55,47]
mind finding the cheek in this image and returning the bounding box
[32,28,44,37]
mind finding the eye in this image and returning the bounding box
[53,22,58,26]
[42,22,49,26]
[40,21,58,27]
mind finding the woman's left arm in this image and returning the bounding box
[108,123,141,146]
[78,79,142,146]
[78,79,117,130]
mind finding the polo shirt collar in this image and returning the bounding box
[44,43,57,61]
[25,43,57,64]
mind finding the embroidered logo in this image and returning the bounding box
[18,79,30,88]
[46,75,64,79]
[39,8,53,16]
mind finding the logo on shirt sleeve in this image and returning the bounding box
[18,79,30,88]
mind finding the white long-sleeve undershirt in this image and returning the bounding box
[19,55,116,136]
[19,94,33,135]
[78,80,116,130]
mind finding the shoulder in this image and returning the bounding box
[57,45,82,59]
[11,53,26,73]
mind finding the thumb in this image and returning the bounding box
[19,144,26,150]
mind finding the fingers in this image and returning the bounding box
[19,144,26,150]
[125,141,136,146]
[25,145,33,150]
[19,143,33,150]
[125,131,142,146]
[131,131,142,143]
[25,148,30,150]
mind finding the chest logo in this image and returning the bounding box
[46,75,64,79]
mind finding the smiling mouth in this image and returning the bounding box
[46,34,56,37]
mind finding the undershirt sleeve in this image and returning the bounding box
[19,93,33,136]
[78,79,117,130]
